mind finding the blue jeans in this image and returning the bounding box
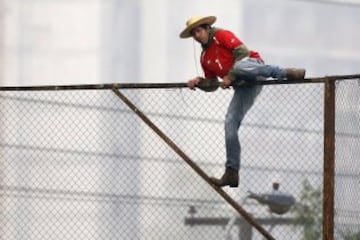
[225,57,284,170]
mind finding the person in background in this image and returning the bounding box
[180,15,305,188]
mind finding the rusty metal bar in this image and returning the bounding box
[323,79,336,240]
[111,88,276,240]
[184,217,302,226]
[1,74,360,91]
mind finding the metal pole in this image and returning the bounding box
[112,88,276,240]
[1,74,360,91]
[0,2,4,240]
[323,79,336,240]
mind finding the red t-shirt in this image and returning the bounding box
[200,29,262,78]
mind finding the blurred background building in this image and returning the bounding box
[0,0,359,239]
[1,0,360,86]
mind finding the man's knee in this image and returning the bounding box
[225,117,241,138]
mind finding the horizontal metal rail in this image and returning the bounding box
[0,74,359,91]
[184,217,303,226]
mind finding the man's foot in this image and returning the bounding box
[210,167,239,188]
[284,68,306,80]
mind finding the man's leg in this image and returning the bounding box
[225,85,262,169]
[210,85,262,187]
[233,57,285,79]
[233,57,305,80]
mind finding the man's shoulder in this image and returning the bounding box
[213,28,238,39]
[212,28,241,46]
[213,28,231,34]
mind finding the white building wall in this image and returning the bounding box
[1,0,359,239]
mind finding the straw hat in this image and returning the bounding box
[179,15,216,38]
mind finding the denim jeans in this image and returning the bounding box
[225,57,284,170]
[233,57,286,80]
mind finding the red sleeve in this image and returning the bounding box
[213,29,243,50]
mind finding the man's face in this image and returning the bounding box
[191,26,210,45]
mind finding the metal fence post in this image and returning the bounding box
[323,79,336,240]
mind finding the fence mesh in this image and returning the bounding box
[0,79,358,240]
[334,80,360,240]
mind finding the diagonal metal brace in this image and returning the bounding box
[112,88,276,240]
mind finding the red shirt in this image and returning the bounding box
[200,29,262,78]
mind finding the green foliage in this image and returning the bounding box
[342,230,360,240]
[292,179,323,240]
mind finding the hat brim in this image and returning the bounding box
[179,16,216,38]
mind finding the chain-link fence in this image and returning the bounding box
[334,80,360,240]
[0,78,359,240]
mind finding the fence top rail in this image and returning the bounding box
[0,74,359,91]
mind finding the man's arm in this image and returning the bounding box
[187,77,201,89]
[233,44,250,61]
[226,44,250,81]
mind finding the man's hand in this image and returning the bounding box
[220,75,232,89]
[187,77,201,90]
